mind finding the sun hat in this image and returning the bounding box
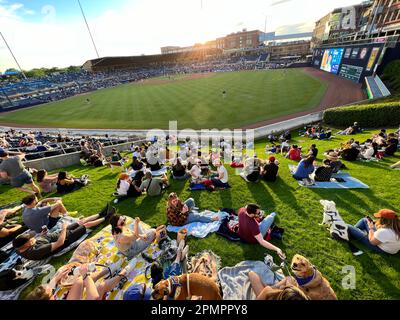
[325,152,339,161]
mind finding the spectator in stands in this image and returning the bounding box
[14,210,111,261]
[210,160,229,189]
[172,158,189,180]
[36,169,58,193]
[0,148,41,196]
[238,204,285,259]
[139,172,168,197]
[286,145,302,161]
[0,205,26,248]
[56,172,89,194]
[110,215,156,258]
[347,209,400,255]
[166,193,219,226]
[293,156,315,180]
[261,157,279,182]
[80,141,94,160]
[0,136,10,148]
[114,173,141,203]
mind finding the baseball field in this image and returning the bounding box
[0,69,330,130]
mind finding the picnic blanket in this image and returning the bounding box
[53,218,163,300]
[167,211,229,238]
[288,165,369,189]
[218,257,285,300]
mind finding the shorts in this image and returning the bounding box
[11,170,33,188]
[47,216,61,230]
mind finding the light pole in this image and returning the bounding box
[0,31,27,79]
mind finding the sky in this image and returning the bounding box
[0,0,363,72]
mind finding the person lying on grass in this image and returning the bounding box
[36,169,58,193]
[56,172,89,194]
[166,192,220,227]
[14,209,112,261]
[346,209,400,255]
[248,271,309,300]
[238,204,285,260]
[110,215,157,258]
[0,204,26,248]
[25,260,135,300]
[0,148,41,196]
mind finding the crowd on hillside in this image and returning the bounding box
[0,124,399,301]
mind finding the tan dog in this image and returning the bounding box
[152,273,222,300]
[290,254,337,300]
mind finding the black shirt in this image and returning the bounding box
[262,163,279,182]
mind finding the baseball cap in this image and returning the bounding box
[13,231,35,249]
[268,156,276,163]
[123,283,152,300]
[0,148,7,157]
[374,209,397,220]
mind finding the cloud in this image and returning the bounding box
[270,0,293,7]
[275,22,315,34]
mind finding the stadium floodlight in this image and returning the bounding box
[77,0,100,58]
[0,32,27,80]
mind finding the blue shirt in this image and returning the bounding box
[293,160,314,180]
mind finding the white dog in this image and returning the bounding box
[319,200,349,241]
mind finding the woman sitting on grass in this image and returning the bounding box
[292,156,315,181]
[56,172,89,194]
[172,158,189,180]
[347,209,400,255]
[114,173,141,203]
[110,215,157,258]
[36,169,58,193]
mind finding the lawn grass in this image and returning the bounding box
[0,69,327,130]
[0,128,399,300]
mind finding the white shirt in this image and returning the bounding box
[117,180,130,196]
[132,151,140,159]
[363,147,374,159]
[190,165,202,181]
[375,228,400,254]
[217,165,229,183]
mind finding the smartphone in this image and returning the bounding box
[366,216,374,223]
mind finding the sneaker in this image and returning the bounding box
[353,250,364,256]
[113,199,119,204]
[107,259,124,277]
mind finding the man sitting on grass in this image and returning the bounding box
[139,172,169,197]
[238,204,285,260]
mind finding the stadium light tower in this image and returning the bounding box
[0,31,27,79]
[77,0,100,58]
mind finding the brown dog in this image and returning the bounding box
[290,254,337,300]
[152,273,222,300]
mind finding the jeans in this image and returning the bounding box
[259,213,277,238]
[347,218,384,253]
[164,263,182,279]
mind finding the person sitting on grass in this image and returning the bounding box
[106,149,127,168]
[242,156,262,182]
[114,173,141,203]
[0,148,41,196]
[166,193,219,226]
[56,172,89,194]
[146,148,162,172]
[171,158,189,180]
[139,172,169,197]
[314,159,334,182]
[341,144,360,161]
[210,160,229,189]
[248,271,309,300]
[0,204,26,248]
[190,159,205,184]
[346,209,400,256]
[286,145,301,162]
[110,215,156,258]
[261,156,279,182]
[22,195,76,233]
[238,204,285,260]
[292,156,315,181]
[14,210,112,261]
[308,144,318,158]
[36,169,58,193]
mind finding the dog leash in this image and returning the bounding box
[186,273,192,300]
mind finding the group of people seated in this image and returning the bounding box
[300,124,332,140]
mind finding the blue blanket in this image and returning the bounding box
[289,165,369,189]
[167,211,229,238]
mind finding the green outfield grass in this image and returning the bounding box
[0,69,328,129]
[0,129,399,300]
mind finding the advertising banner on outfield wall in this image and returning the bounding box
[312,42,384,83]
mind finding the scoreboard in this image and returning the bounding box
[339,64,364,82]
